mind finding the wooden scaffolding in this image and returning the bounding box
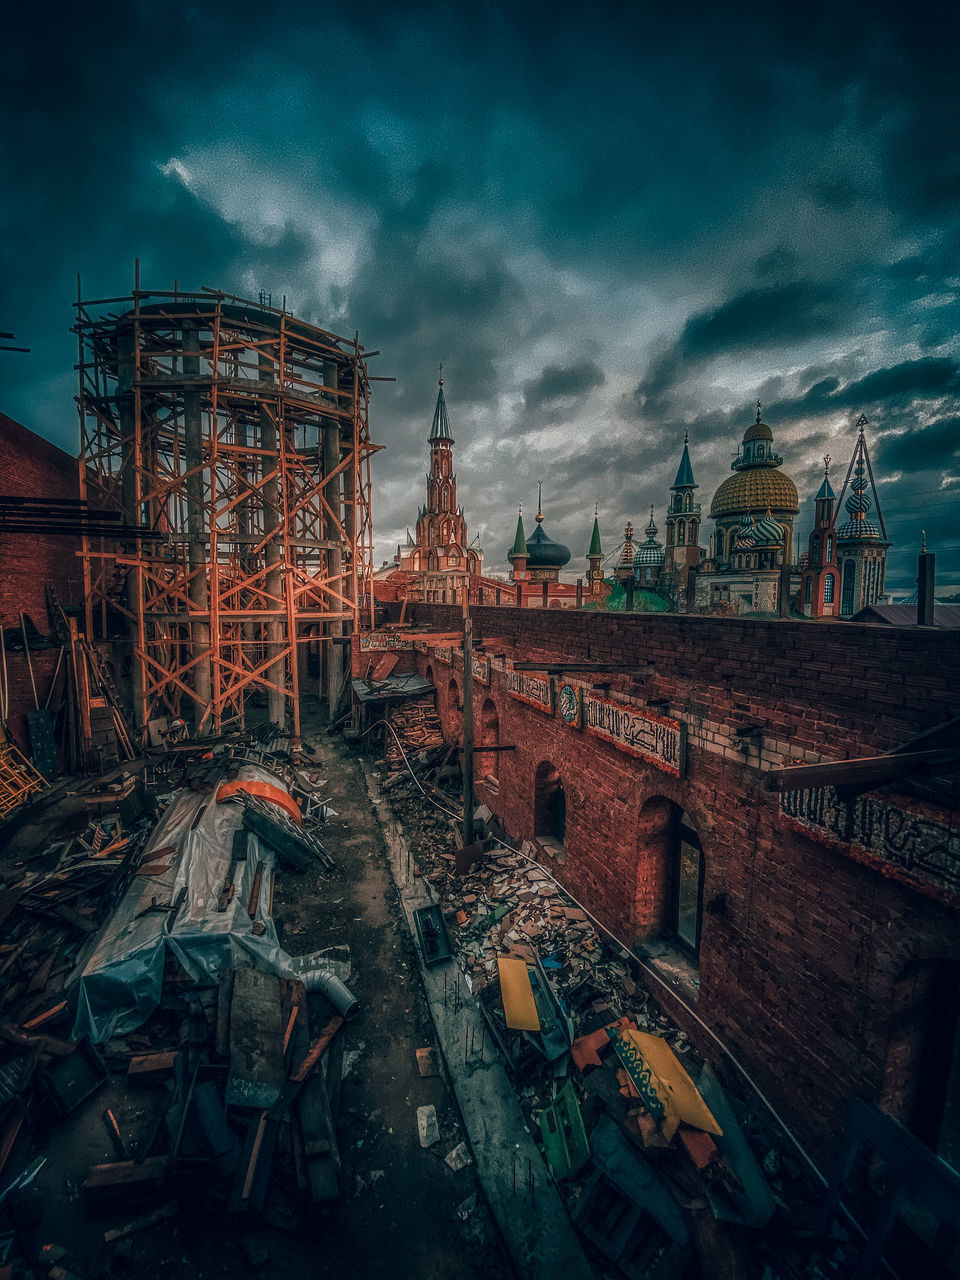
[75,274,378,738]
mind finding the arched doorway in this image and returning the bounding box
[636,797,704,957]
[534,761,566,845]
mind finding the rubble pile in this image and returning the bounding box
[0,725,354,1275]
[380,768,841,1280]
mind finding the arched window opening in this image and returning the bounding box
[683,493,691,511]
[689,520,698,546]
[812,534,821,565]
[804,577,813,606]
[447,678,460,716]
[534,761,566,847]
[677,519,686,545]
[478,698,500,789]
[823,572,835,604]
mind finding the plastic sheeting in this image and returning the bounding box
[69,765,339,1044]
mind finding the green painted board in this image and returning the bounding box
[537,1078,590,1179]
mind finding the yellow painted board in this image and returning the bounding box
[498,955,541,1031]
[625,1028,722,1140]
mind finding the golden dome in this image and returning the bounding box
[710,468,799,517]
[743,419,773,442]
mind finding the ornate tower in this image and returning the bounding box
[615,521,637,584]
[634,507,665,587]
[800,456,840,618]
[836,415,890,618]
[416,376,467,553]
[586,505,604,594]
[709,403,799,566]
[665,431,701,571]
[397,375,482,604]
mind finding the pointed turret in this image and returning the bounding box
[429,376,454,443]
[586,504,604,594]
[835,415,890,617]
[509,507,527,559]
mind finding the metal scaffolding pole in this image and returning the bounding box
[74,278,377,738]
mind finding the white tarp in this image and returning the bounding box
[70,765,304,1044]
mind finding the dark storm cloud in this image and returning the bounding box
[636,278,856,412]
[875,416,960,475]
[522,361,605,412]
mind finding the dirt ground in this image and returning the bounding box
[0,709,512,1280]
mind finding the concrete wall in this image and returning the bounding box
[402,602,960,1164]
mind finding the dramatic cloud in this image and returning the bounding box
[3,0,960,591]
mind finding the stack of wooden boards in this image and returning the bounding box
[384,696,444,768]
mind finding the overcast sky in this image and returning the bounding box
[4,0,959,594]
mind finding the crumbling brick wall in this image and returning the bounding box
[0,414,82,754]
[406,602,960,1166]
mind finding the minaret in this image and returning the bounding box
[508,505,528,583]
[835,415,890,617]
[586,504,604,594]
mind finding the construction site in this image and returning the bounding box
[0,278,958,1280]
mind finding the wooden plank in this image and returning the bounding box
[128,1051,178,1087]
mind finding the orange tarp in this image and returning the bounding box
[216,780,302,825]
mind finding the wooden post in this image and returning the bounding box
[461,600,474,848]
[918,546,935,626]
[576,578,583,608]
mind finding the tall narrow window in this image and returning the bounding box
[841,560,856,614]
[823,572,835,603]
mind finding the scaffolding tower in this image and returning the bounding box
[75,274,378,737]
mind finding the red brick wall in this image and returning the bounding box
[405,603,960,1165]
[0,414,82,754]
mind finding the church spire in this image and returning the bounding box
[428,371,453,443]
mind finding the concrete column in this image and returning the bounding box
[183,320,212,731]
[259,348,285,728]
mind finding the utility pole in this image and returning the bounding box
[461,595,475,847]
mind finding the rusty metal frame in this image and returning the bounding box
[75,274,377,736]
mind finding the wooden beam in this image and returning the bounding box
[765,747,960,792]
[511,661,641,673]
